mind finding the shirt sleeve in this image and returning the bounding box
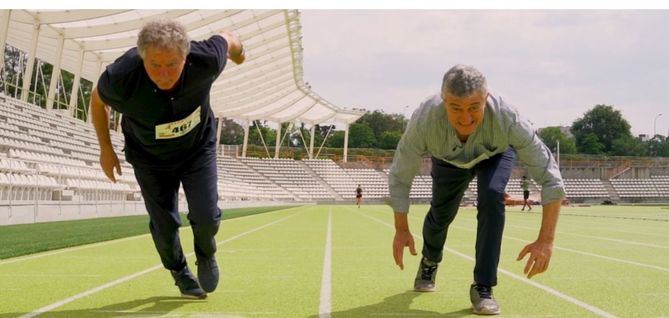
[388,105,428,213]
[96,69,124,112]
[507,109,566,204]
[200,35,229,75]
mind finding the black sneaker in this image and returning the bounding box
[196,256,219,293]
[470,283,500,315]
[170,266,207,299]
[414,257,438,292]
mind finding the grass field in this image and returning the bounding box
[0,206,297,260]
[0,204,667,317]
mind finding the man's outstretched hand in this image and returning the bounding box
[517,240,553,279]
[393,229,417,270]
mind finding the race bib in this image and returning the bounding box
[155,106,201,139]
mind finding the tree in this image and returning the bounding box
[611,135,646,156]
[655,139,669,157]
[571,105,634,154]
[378,131,403,149]
[2,44,92,121]
[537,127,577,154]
[326,131,345,148]
[218,118,244,144]
[1,45,27,99]
[348,122,376,148]
[648,135,669,157]
[248,120,276,146]
[577,133,605,154]
[354,110,407,148]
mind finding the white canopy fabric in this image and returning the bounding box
[1,9,364,126]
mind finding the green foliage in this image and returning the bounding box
[571,105,633,154]
[218,118,244,144]
[249,120,277,147]
[357,110,405,141]
[537,127,577,154]
[577,133,606,154]
[611,135,647,156]
[648,135,669,157]
[2,44,93,121]
[348,122,377,148]
[326,131,345,148]
[378,130,403,149]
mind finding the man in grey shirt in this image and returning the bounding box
[389,64,565,315]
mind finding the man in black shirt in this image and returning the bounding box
[91,19,245,299]
[356,184,363,208]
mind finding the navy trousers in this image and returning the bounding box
[422,148,515,287]
[133,149,222,271]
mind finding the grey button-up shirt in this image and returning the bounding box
[388,93,565,213]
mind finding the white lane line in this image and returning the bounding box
[506,223,669,249]
[511,218,669,239]
[354,209,617,318]
[319,207,333,318]
[21,265,164,318]
[449,224,669,273]
[21,211,303,318]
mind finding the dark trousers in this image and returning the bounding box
[422,149,515,287]
[133,150,222,271]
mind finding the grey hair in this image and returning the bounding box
[137,19,190,59]
[441,64,487,97]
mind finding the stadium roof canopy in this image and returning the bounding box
[0,9,364,126]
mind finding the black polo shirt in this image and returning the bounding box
[97,35,228,168]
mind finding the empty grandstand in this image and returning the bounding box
[1,9,669,227]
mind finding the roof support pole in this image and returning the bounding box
[308,124,315,160]
[254,120,271,158]
[242,119,250,158]
[68,48,85,117]
[215,116,223,155]
[343,123,349,163]
[20,21,40,102]
[315,124,334,159]
[0,10,11,75]
[46,34,64,110]
[87,58,103,123]
[116,114,122,132]
[274,122,281,159]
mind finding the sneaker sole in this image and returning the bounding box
[414,286,437,292]
[181,292,207,300]
[471,306,500,315]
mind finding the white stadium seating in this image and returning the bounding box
[1,94,669,210]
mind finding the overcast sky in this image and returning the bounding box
[300,10,669,136]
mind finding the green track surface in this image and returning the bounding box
[0,205,667,317]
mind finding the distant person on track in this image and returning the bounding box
[388,64,565,315]
[91,19,245,299]
[521,176,532,211]
[356,184,363,208]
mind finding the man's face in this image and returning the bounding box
[142,46,186,90]
[443,90,487,141]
